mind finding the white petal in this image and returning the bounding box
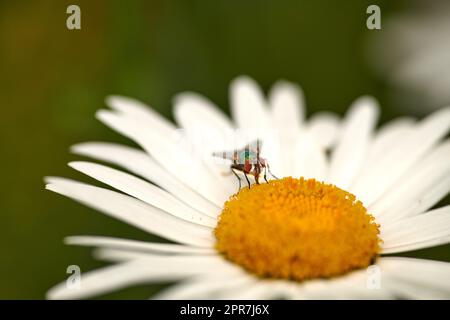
[230,76,270,134]
[328,96,379,190]
[91,248,195,262]
[45,177,214,247]
[269,80,304,128]
[371,139,450,222]
[293,133,328,181]
[91,248,173,262]
[91,247,215,263]
[382,237,450,255]
[305,112,340,149]
[352,107,450,206]
[219,282,271,300]
[296,257,450,299]
[351,117,415,193]
[153,272,254,300]
[173,92,237,194]
[379,257,450,299]
[105,95,174,138]
[361,117,415,167]
[47,260,156,300]
[65,236,215,255]
[221,280,299,300]
[291,112,339,182]
[229,77,286,181]
[173,92,234,140]
[96,110,228,206]
[68,161,216,227]
[389,177,450,224]
[381,205,450,252]
[290,270,393,299]
[47,255,226,300]
[71,142,220,217]
[269,81,304,177]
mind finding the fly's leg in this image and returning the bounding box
[231,168,241,192]
[267,164,279,180]
[244,172,251,189]
[255,172,260,185]
[231,163,246,192]
[269,169,279,179]
[254,163,261,185]
[264,166,269,183]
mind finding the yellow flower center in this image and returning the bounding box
[215,177,381,281]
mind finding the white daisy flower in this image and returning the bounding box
[369,0,450,112]
[46,76,450,300]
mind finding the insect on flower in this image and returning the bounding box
[212,139,278,190]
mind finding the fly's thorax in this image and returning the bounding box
[237,150,258,164]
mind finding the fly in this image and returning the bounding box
[212,139,278,190]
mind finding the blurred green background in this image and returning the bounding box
[0,0,448,299]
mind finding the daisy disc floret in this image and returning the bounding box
[215,177,381,281]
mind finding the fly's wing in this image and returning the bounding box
[211,149,237,162]
[242,139,262,153]
[212,139,262,164]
